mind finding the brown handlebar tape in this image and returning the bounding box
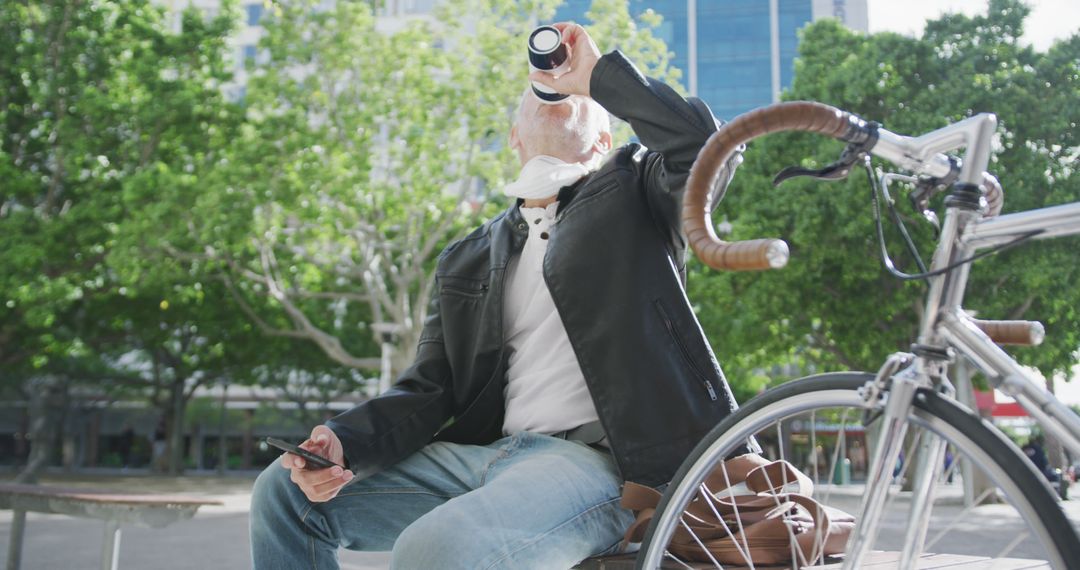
[683,101,1005,272]
[973,319,1045,346]
[684,102,852,271]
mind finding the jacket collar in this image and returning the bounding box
[503,173,591,235]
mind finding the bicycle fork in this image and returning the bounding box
[843,356,931,569]
[899,416,948,567]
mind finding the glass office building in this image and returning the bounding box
[556,0,868,120]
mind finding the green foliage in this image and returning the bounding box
[579,0,682,145]
[165,0,544,371]
[690,0,1080,398]
[158,0,686,376]
[1,0,687,418]
[0,0,243,382]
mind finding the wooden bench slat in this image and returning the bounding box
[0,484,223,507]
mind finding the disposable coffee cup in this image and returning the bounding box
[528,25,570,104]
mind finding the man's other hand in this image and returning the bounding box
[528,22,601,97]
[279,425,353,502]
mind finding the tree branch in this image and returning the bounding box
[1009,295,1036,320]
[256,242,381,369]
[220,274,309,339]
[41,0,78,217]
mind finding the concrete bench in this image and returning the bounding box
[0,483,222,570]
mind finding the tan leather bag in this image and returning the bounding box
[621,455,855,566]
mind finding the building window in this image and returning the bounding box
[246,3,264,26]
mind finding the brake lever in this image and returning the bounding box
[909,184,942,235]
[772,160,856,185]
[907,156,960,235]
[772,122,880,187]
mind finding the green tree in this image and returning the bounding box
[0,0,262,476]
[689,0,1080,403]
[1,0,682,474]
[165,0,680,387]
[579,0,683,143]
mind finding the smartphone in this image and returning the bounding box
[265,437,343,470]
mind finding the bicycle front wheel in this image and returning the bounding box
[636,372,1080,569]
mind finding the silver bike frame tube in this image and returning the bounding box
[900,429,948,568]
[871,129,953,178]
[871,114,998,185]
[961,201,1080,248]
[939,309,1080,458]
[843,365,919,569]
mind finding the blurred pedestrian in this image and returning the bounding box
[943,448,954,483]
[1021,436,1049,475]
[118,423,136,469]
[151,418,167,473]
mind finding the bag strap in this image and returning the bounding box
[745,459,813,497]
[665,493,834,566]
[619,457,831,564]
[619,482,662,546]
[701,453,772,495]
[619,454,770,546]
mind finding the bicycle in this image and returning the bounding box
[635,102,1080,569]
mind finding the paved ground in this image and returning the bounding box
[2,470,1078,569]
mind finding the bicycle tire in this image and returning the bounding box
[636,372,1080,569]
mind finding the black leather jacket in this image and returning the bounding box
[327,51,742,487]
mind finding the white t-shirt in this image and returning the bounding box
[501,202,600,435]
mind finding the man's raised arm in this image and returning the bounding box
[529,22,740,237]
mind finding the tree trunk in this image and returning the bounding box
[15,376,67,484]
[168,379,186,475]
[242,409,254,470]
[218,382,229,475]
[952,358,999,505]
[1043,375,1066,476]
[85,411,100,468]
[15,409,29,459]
[190,422,203,471]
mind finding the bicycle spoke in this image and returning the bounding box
[994,530,1029,560]
[823,407,853,507]
[753,457,812,568]
[711,461,757,569]
[776,420,786,464]
[663,550,696,570]
[923,486,997,553]
[678,516,726,569]
[810,409,819,487]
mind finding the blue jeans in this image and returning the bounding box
[249,432,635,569]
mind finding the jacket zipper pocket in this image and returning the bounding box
[654,299,718,401]
[441,283,488,298]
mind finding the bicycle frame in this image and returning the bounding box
[844,114,1080,568]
